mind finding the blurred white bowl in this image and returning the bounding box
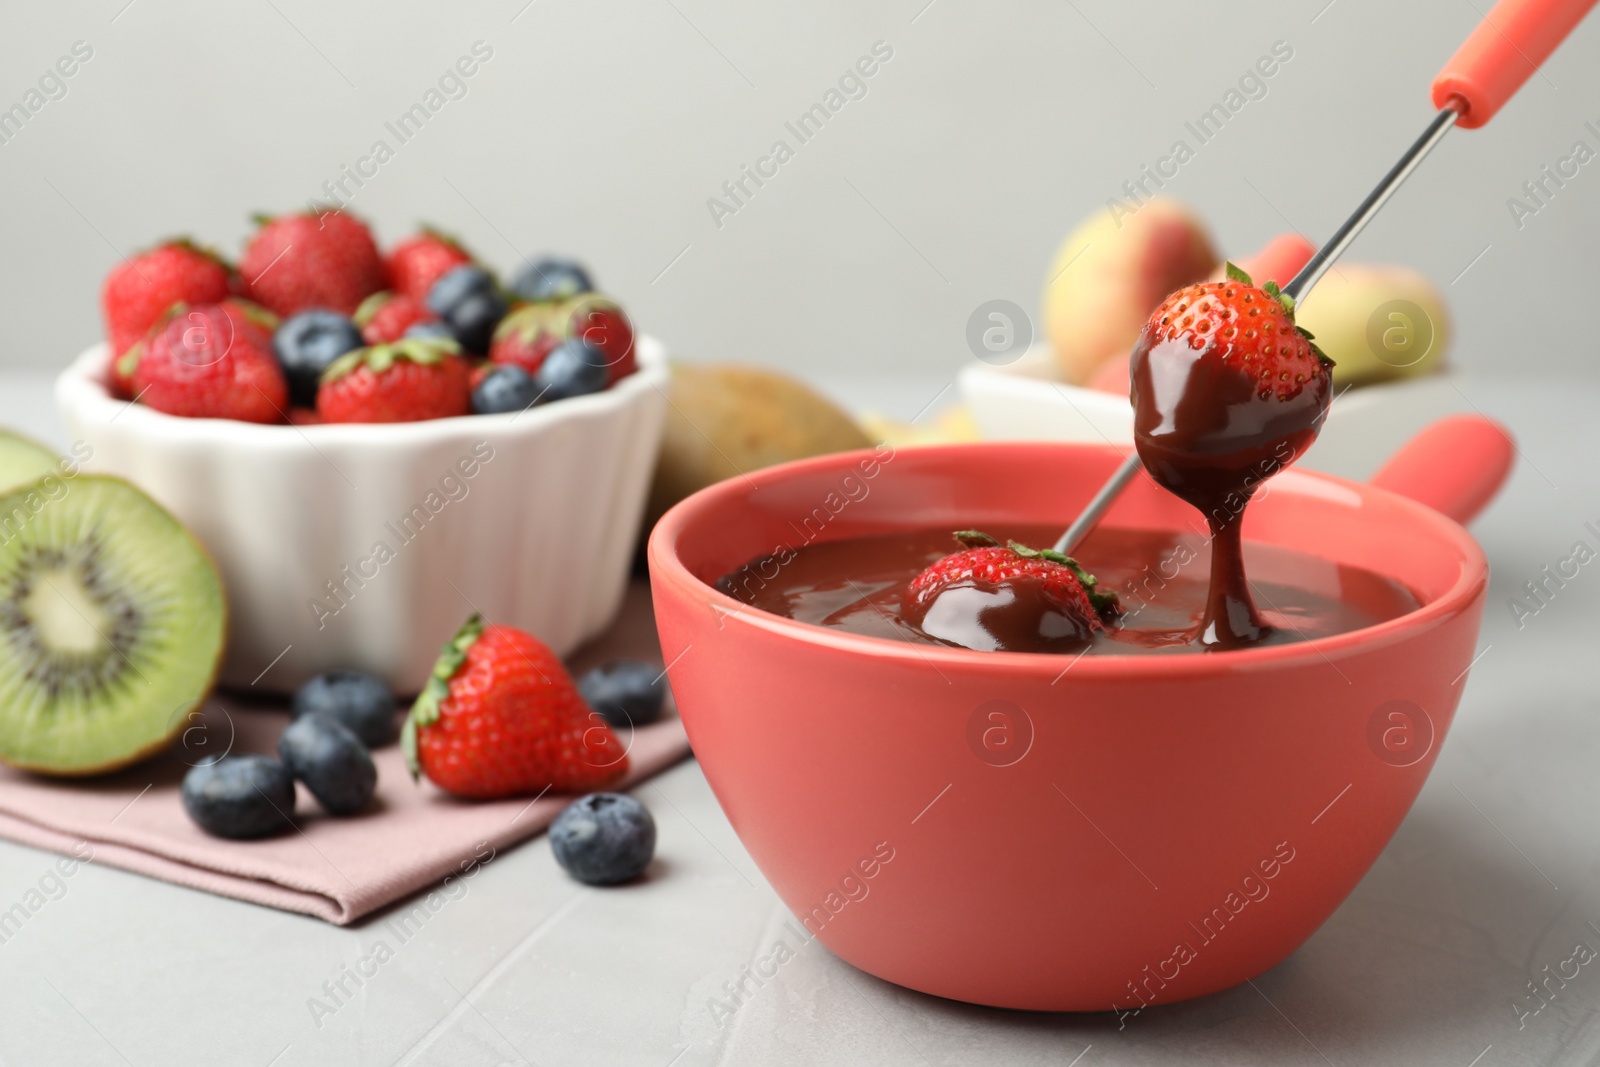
[958,345,1466,481]
[56,338,669,694]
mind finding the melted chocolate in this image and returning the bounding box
[718,526,1417,657]
[1129,332,1330,648]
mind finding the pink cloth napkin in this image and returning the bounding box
[0,583,692,925]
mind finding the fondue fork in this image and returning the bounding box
[1054,0,1596,554]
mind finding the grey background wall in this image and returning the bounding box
[2,0,1597,408]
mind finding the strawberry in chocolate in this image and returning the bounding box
[403,614,629,799]
[1130,263,1333,647]
[902,531,1117,653]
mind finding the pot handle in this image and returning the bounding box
[1366,414,1515,525]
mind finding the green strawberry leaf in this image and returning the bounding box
[320,337,461,385]
[1224,261,1253,286]
[352,290,392,328]
[403,612,487,781]
[1005,540,1120,614]
[954,530,999,548]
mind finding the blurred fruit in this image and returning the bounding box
[182,756,295,839]
[426,265,507,355]
[531,338,608,402]
[241,211,386,317]
[130,301,288,423]
[101,240,234,398]
[1295,265,1451,386]
[645,364,872,529]
[293,669,397,748]
[551,793,655,885]
[511,257,593,302]
[355,291,437,345]
[0,430,62,493]
[578,661,667,727]
[273,310,364,407]
[1229,233,1315,290]
[386,229,472,303]
[470,364,540,415]
[1042,198,1217,384]
[278,715,377,816]
[316,339,471,423]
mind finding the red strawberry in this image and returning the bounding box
[571,297,637,383]
[489,295,635,382]
[1136,264,1332,407]
[487,302,565,376]
[316,338,471,423]
[386,229,472,303]
[240,210,386,317]
[902,531,1116,653]
[127,300,287,423]
[402,614,628,799]
[354,291,437,344]
[101,240,234,398]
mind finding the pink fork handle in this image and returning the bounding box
[1432,0,1598,128]
[1367,415,1516,525]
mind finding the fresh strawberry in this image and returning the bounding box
[489,294,635,383]
[126,300,287,423]
[101,240,234,397]
[316,338,471,423]
[386,229,472,303]
[1139,263,1332,405]
[354,291,437,344]
[240,209,386,317]
[571,297,637,383]
[487,302,565,376]
[902,531,1116,653]
[402,614,628,799]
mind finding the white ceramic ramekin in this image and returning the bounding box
[56,338,669,694]
[958,346,1467,481]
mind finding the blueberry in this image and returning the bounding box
[426,265,507,355]
[550,793,655,885]
[181,756,296,840]
[273,310,364,407]
[292,670,397,747]
[277,715,377,816]
[472,365,540,415]
[510,257,593,302]
[532,338,608,402]
[403,320,456,342]
[578,660,667,727]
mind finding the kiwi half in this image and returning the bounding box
[0,430,62,494]
[0,476,225,775]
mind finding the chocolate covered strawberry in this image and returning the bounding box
[385,228,472,303]
[101,240,234,397]
[316,338,471,423]
[402,614,628,799]
[241,210,386,317]
[1130,263,1334,647]
[126,300,287,423]
[902,531,1116,653]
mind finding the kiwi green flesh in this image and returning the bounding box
[0,476,225,774]
[0,431,61,495]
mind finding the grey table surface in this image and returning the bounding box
[0,370,1596,1067]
